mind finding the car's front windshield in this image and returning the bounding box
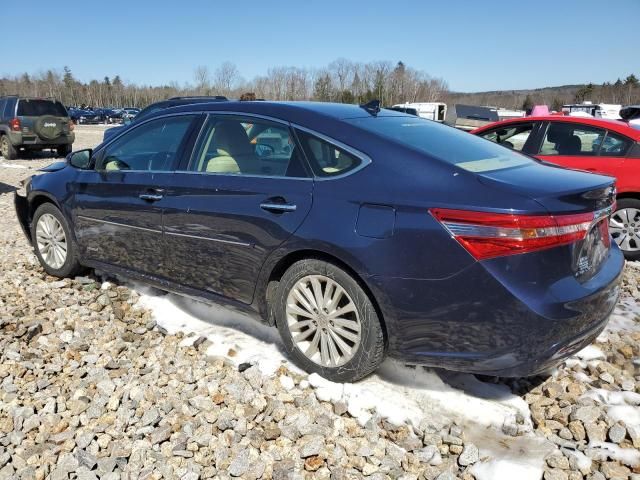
[346,115,534,173]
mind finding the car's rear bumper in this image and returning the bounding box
[370,245,624,377]
[8,131,74,148]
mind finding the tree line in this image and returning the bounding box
[1,61,637,111]
[448,75,640,112]
[0,60,447,109]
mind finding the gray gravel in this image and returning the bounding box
[1,126,639,479]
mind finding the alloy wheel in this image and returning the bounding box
[610,208,640,252]
[36,213,68,269]
[286,274,362,368]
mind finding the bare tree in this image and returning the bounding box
[214,62,240,96]
[193,66,210,95]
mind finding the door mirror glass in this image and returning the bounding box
[123,117,132,125]
[67,149,92,169]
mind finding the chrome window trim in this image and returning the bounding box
[165,230,252,247]
[95,109,372,180]
[76,215,161,234]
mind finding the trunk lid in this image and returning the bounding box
[477,161,616,281]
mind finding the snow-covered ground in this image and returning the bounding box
[135,285,561,480]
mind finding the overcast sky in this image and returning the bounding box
[4,0,639,92]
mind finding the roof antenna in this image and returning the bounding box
[360,99,380,116]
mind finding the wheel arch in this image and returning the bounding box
[259,248,389,346]
[616,192,640,201]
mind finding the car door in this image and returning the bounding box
[71,114,200,277]
[535,122,629,179]
[161,113,313,304]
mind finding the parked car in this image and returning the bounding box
[452,104,499,131]
[15,101,622,381]
[0,96,74,159]
[68,107,102,125]
[102,96,228,142]
[472,115,640,260]
[390,102,447,122]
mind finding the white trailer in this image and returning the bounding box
[392,102,447,122]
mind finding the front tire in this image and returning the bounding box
[274,259,386,382]
[0,135,18,160]
[610,198,640,261]
[31,203,83,278]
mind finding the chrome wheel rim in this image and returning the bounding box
[286,274,361,368]
[36,213,67,269]
[610,208,640,252]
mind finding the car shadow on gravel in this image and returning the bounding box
[0,182,16,194]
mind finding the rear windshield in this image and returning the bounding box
[17,99,67,117]
[346,115,534,173]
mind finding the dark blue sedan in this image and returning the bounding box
[14,101,623,382]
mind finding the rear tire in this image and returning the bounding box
[274,259,386,382]
[31,203,83,278]
[0,135,18,160]
[57,144,72,157]
[610,198,640,261]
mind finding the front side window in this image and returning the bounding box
[296,130,361,177]
[540,123,605,156]
[480,123,534,152]
[97,115,195,171]
[598,131,632,157]
[189,115,307,177]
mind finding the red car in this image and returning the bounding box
[473,116,640,260]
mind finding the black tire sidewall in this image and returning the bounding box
[274,259,385,382]
[57,144,72,157]
[614,198,640,261]
[30,203,82,278]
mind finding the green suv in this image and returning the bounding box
[0,96,74,160]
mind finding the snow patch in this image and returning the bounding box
[588,441,640,467]
[0,162,27,169]
[136,286,552,480]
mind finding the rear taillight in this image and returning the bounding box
[9,118,21,131]
[430,208,598,260]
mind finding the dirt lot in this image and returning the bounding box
[0,125,638,480]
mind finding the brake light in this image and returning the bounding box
[430,208,596,260]
[9,118,21,131]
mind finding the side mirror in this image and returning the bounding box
[67,149,93,169]
[123,117,132,125]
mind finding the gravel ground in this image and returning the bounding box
[0,125,638,479]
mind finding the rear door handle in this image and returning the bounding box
[260,202,297,213]
[139,188,164,202]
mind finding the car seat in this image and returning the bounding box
[206,121,256,174]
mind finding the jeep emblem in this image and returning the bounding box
[44,122,57,128]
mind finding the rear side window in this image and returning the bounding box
[599,131,632,157]
[189,115,306,177]
[479,123,535,152]
[296,130,361,177]
[346,116,532,173]
[540,123,605,156]
[17,99,67,117]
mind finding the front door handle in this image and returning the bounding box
[260,202,297,213]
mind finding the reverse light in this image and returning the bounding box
[430,208,599,260]
[9,118,21,131]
